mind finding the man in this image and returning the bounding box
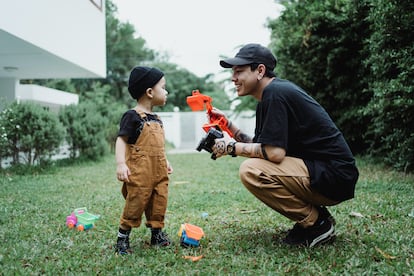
[211,43,359,247]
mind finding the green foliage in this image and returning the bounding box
[0,98,118,168]
[268,0,372,153]
[0,115,11,165]
[363,0,414,172]
[81,83,127,152]
[0,154,413,274]
[0,102,65,166]
[267,0,413,172]
[59,101,109,160]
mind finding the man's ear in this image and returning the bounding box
[257,64,266,80]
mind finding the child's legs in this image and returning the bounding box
[120,184,153,229]
[239,157,337,227]
[145,176,169,229]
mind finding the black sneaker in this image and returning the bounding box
[318,206,336,225]
[283,215,335,247]
[151,231,171,247]
[115,236,132,255]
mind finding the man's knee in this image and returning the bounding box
[239,158,258,186]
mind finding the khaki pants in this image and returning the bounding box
[239,157,338,227]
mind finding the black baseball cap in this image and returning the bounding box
[220,43,277,70]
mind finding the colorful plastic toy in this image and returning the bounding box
[177,223,205,247]
[66,207,100,231]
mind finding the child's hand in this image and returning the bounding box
[117,163,131,182]
[167,160,173,174]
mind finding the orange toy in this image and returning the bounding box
[178,223,205,247]
[186,90,233,137]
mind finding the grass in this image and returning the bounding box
[0,152,413,275]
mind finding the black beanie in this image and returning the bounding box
[128,66,164,99]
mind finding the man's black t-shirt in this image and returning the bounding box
[253,78,358,201]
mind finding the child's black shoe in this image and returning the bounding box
[115,236,132,255]
[151,231,171,247]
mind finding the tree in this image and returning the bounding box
[267,0,372,153]
[363,0,414,172]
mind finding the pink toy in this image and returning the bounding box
[65,207,100,231]
[66,212,78,228]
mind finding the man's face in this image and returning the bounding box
[231,65,260,97]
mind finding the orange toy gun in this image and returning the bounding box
[186,90,233,159]
[186,90,233,136]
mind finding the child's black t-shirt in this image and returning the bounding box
[118,110,162,144]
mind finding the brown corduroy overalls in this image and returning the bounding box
[120,112,169,229]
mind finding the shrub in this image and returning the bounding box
[59,101,108,160]
[0,101,65,166]
[101,103,125,153]
[0,114,11,168]
[268,0,372,154]
[363,0,414,172]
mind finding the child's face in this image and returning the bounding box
[152,77,168,106]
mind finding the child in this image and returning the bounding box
[114,66,173,255]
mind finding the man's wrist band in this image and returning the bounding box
[227,141,237,157]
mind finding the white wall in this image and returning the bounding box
[16,84,78,113]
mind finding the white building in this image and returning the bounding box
[0,0,107,110]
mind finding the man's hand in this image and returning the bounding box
[212,131,236,159]
[209,107,227,122]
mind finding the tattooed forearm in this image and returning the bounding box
[237,142,284,162]
[234,129,252,143]
[240,143,264,158]
[239,132,252,143]
[227,121,252,143]
[254,144,262,157]
[241,144,249,155]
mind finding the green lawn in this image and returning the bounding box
[0,152,413,275]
